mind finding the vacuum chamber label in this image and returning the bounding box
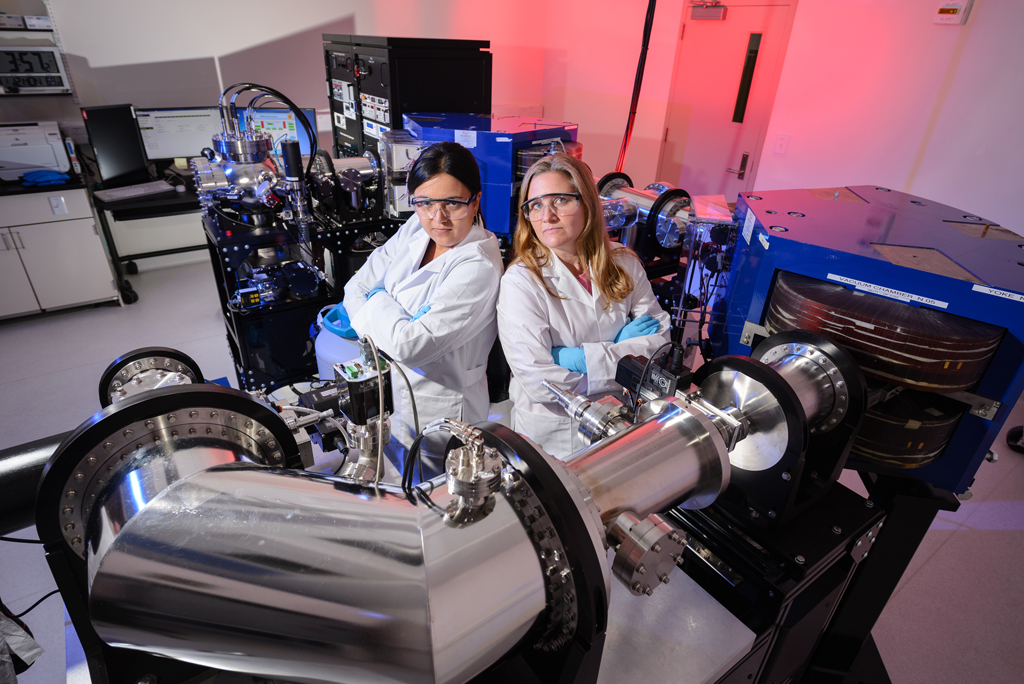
[826,274,949,309]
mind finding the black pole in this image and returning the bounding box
[0,432,70,535]
[615,0,658,173]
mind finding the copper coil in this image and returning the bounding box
[764,272,1003,392]
[850,390,964,469]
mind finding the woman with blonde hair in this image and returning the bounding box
[497,153,670,458]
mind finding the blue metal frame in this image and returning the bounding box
[712,186,1024,493]
[402,113,578,236]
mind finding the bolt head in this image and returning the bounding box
[782,472,792,481]
[652,543,662,553]
[795,555,806,565]
[832,526,842,535]
[636,563,646,575]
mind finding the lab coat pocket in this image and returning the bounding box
[401,386,465,430]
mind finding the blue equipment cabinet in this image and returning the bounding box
[402,113,578,237]
[712,185,1024,494]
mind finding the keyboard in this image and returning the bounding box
[93,180,176,203]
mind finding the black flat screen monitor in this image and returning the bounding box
[81,104,151,187]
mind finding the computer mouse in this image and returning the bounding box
[175,185,186,192]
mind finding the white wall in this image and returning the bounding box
[45,0,548,111]
[754,0,1024,229]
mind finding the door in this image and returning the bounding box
[657,1,795,196]
[0,228,41,318]
[15,218,117,310]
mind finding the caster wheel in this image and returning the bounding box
[121,287,139,304]
[125,261,139,275]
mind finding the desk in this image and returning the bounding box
[92,177,203,303]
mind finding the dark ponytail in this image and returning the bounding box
[407,142,482,197]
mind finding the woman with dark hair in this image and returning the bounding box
[342,142,503,447]
[497,153,670,458]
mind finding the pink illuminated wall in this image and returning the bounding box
[755,0,1023,229]
[538,0,684,185]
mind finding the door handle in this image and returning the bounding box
[14,231,26,249]
[1,232,10,251]
[726,152,749,180]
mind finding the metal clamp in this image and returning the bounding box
[945,390,1002,420]
[609,512,687,596]
[739,321,769,347]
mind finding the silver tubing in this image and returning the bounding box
[87,465,545,684]
[563,397,730,524]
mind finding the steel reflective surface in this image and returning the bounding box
[700,370,788,472]
[565,398,730,522]
[767,354,835,425]
[86,464,544,684]
[87,438,249,585]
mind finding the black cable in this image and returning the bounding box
[615,0,658,173]
[0,536,43,544]
[403,434,425,503]
[332,448,350,475]
[221,83,318,175]
[632,340,674,416]
[13,590,59,618]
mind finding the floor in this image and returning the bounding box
[1,261,1022,684]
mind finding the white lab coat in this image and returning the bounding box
[497,245,671,459]
[344,214,503,447]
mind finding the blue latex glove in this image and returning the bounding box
[552,346,587,374]
[366,287,387,300]
[322,303,358,339]
[410,304,431,321]
[21,170,70,186]
[614,314,661,343]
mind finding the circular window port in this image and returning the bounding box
[964,215,983,221]
[769,226,789,232]
[788,212,805,217]
[765,210,778,214]
[747,195,763,201]
[875,187,891,192]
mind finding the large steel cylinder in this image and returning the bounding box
[87,463,545,684]
[563,398,730,523]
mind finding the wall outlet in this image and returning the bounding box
[773,133,791,158]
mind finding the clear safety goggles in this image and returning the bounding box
[410,194,477,220]
[521,193,582,220]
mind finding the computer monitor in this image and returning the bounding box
[136,107,221,160]
[237,108,318,156]
[81,104,151,186]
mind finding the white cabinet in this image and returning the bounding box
[0,188,118,319]
[0,228,40,318]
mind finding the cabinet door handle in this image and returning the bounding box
[1,233,10,251]
[14,231,26,249]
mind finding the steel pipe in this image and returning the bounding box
[87,464,545,684]
[563,397,730,524]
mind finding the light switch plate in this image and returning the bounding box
[48,196,68,215]
[773,134,791,158]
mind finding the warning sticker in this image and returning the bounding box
[826,274,949,309]
[742,209,756,244]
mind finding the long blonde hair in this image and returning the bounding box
[511,153,635,307]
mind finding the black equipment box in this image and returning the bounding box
[322,35,492,157]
